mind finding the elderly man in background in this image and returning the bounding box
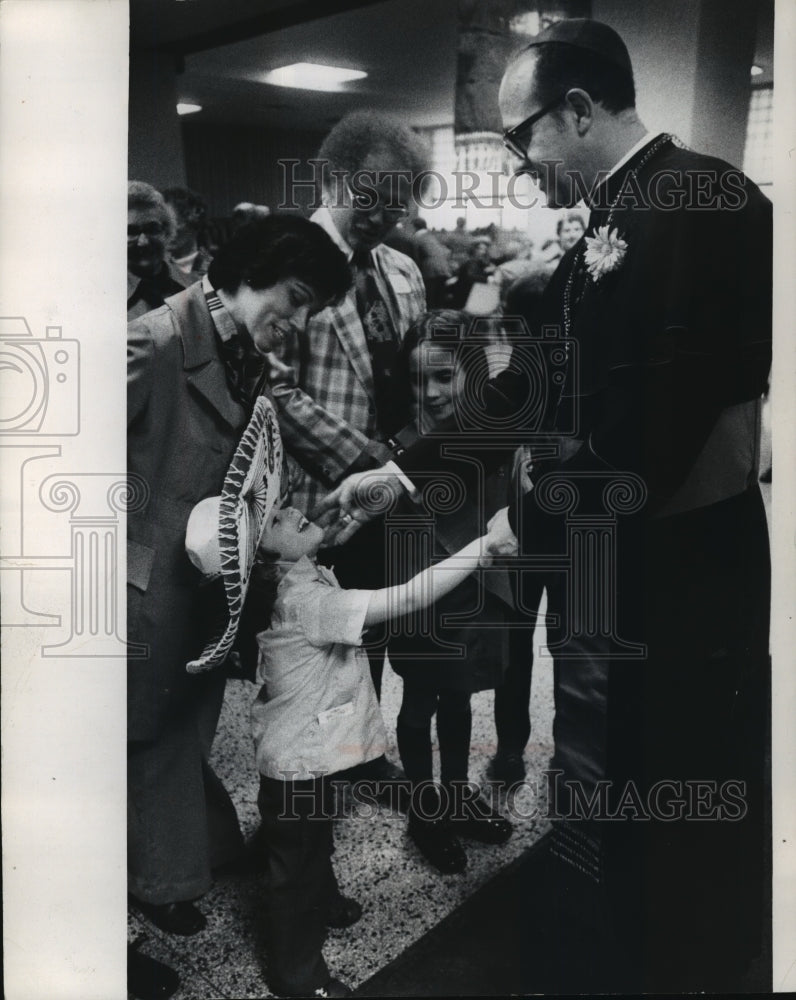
[127,181,188,320]
[162,186,214,284]
[268,111,429,791]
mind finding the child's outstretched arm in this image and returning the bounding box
[363,505,517,627]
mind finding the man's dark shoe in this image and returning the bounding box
[325,894,363,928]
[407,814,467,874]
[130,897,207,936]
[127,944,180,1000]
[486,750,526,786]
[128,945,180,1000]
[450,795,513,845]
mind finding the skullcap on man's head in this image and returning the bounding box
[525,18,632,75]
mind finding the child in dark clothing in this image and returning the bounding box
[388,310,516,874]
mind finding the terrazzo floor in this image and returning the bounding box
[128,601,556,999]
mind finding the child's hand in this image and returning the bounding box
[482,506,518,563]
[318,509,365,548]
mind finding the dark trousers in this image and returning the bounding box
[128,670,243,904]
[398,685,471,780]
[492,577,545,756]
[257,776,342,996]
[543,488,771,990]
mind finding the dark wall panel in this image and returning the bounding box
[181,121,326,219]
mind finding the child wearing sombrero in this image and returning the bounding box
[185,399,516,998]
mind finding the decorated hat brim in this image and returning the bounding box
[186,395,283,673]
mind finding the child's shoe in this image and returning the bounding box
[407,812,467,874]
[450,794,513,845]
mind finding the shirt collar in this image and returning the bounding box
[588,130,656,206]
[202,273,240,344]
[127,270,142,301]
[280,554,340,588]
[312,206,354,263]
[313,206,378,270]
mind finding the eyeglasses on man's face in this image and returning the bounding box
[502,94,565,162]
[343,178,409,221]
[127,222,166,243]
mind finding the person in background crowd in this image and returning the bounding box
[539,236,564,265]
[556,210,586,252]
[449,238,495,309]
[492,239,536,306]
[127,216,350,940]
[443,215,472,269]
[232,201,271,228]
[267,112,429,801]
[127,181,188,320]
[411,218,453,308]
[162,186,214,284]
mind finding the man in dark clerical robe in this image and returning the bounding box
[495,19,771,991]
[319,18,771,993]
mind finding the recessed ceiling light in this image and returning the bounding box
[177,102,202,115]
[751,64,763,76]
[263,63,367,92]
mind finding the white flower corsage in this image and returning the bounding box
[583,225,628,281]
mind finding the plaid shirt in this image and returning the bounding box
[270,207,426,513]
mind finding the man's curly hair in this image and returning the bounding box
[318,110,431,192]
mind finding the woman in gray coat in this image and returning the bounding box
[127,215,350,934]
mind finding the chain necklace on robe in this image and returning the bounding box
[562,133,677,338]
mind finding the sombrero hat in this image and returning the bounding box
[184,395,283,673]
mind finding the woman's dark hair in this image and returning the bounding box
[162,186,209,243]
[208,214,351,304]
[530,42,635,114]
